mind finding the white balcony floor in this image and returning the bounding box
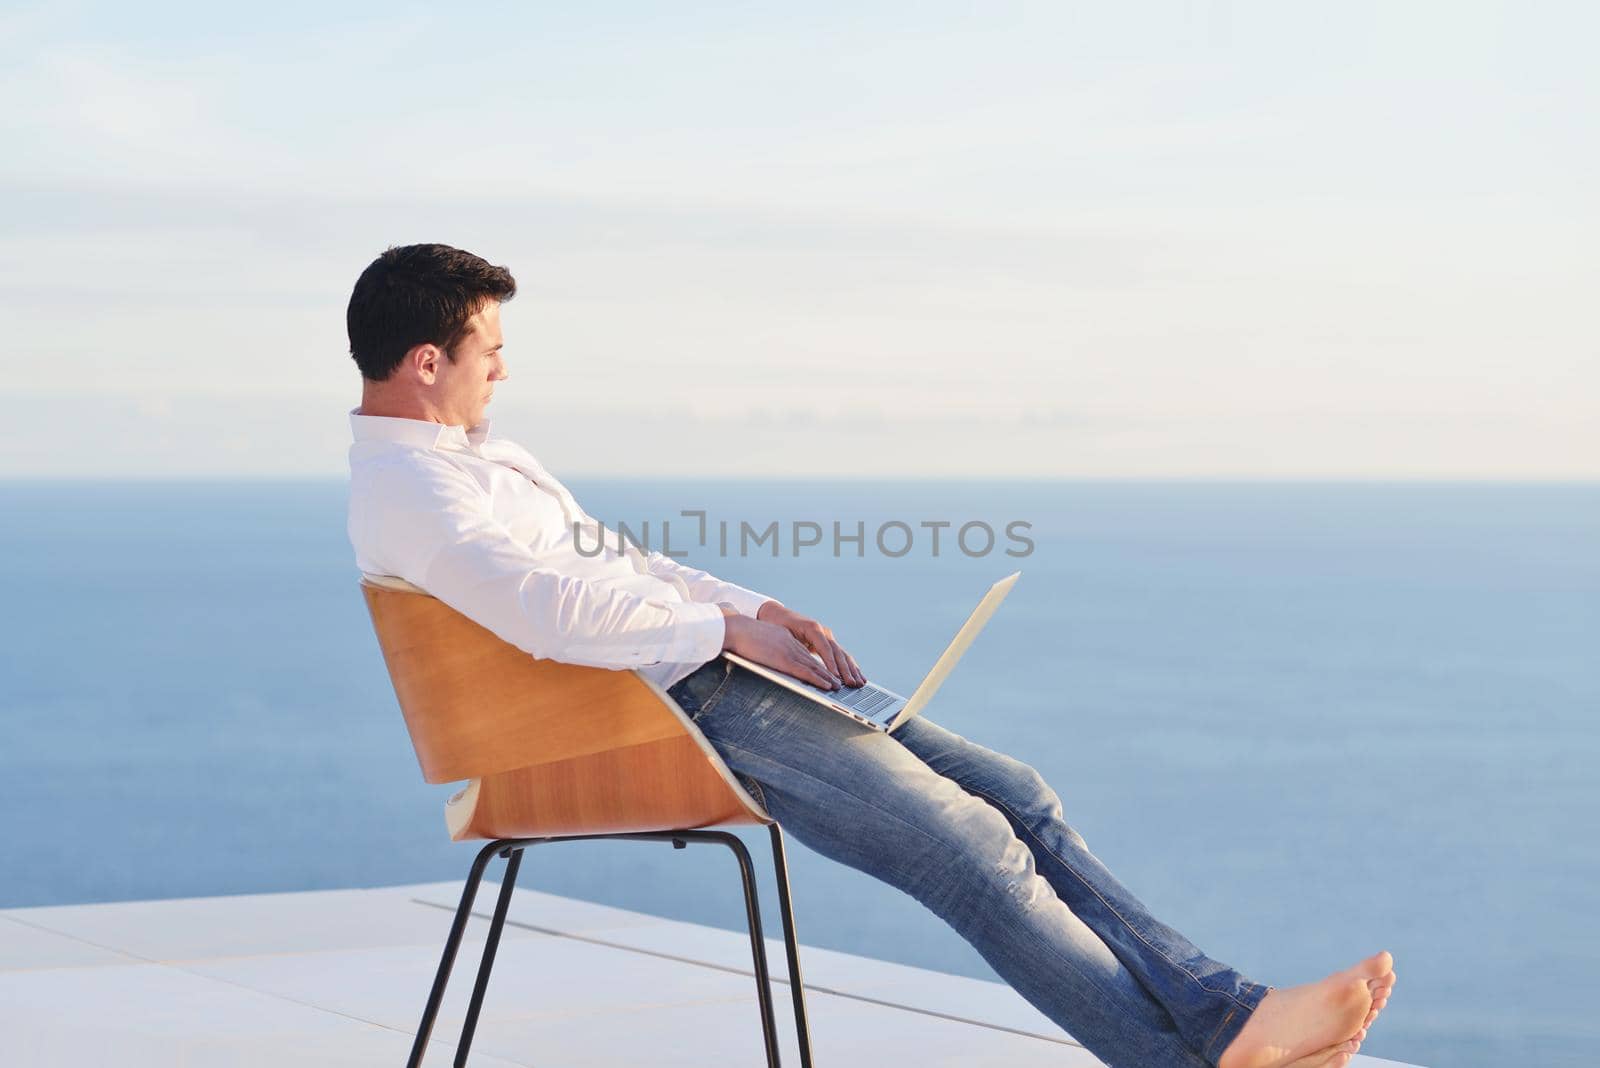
[1,882,1422,1066]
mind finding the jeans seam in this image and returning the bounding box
[692,661,736,721]
[740,774,769,813]
[1202,1005,1238,1062]
[968,783,1261,1019]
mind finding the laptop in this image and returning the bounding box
[722,571,1021,733]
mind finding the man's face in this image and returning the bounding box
[432,301,508,429]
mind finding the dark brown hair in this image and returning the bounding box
[346,243,517,381]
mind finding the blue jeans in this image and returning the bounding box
[668,657,1268,1068]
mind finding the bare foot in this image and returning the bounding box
[1363,970,1396,1030]
[1217,952,1392,1068]
[1283,1038,1361,1068]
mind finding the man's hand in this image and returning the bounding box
[721,614,841,690]
[748,601,866,689]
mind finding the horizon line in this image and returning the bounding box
[4,473,1597,486]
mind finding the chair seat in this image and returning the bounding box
[447,754,767,840]
[361,575,770,841]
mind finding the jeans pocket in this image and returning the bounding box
[673,659,734,724]
[735,773,770,815]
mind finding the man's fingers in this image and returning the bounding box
[804,625,844,680]
[822,637,854,686]
[788,637,838,689]
[767,616,853,689]
[835,642,865,687]
[797,651,837,689]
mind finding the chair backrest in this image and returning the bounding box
[360,575,769,840]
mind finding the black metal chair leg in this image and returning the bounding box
[454,847,524,1067]
[408,829,806,1067]
[768,824,814,1067]
[705,832,783,1068]
[407,840,505,1068]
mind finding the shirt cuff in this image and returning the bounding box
[662,600,728,665]
[714,581,777,619]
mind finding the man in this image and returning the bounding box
[345,244,1395,1068]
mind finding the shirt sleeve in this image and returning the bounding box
[639,550,778,618]
[565,501,778,617]
[351,459,727,669]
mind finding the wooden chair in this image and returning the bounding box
[360,575,815,1067]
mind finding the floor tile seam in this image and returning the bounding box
[412,897,1083,1049]
[0,913,534,971]
[155,925,552,968]
[151,957,550,1067]
[0,913,152,967]
[5,912,536,1067]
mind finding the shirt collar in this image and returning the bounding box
[349,409,492,451]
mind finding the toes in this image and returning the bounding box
[1357,950,1395,979]
[1290,1039,1358,1068]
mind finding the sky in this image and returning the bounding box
[1,1,1595,478]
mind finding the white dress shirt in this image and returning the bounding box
[347,411,775,689]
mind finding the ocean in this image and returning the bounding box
[2,479,1595,1067]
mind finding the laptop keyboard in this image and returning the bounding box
[833,683,899,718]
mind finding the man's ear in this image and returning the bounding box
[407,343,444,385]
